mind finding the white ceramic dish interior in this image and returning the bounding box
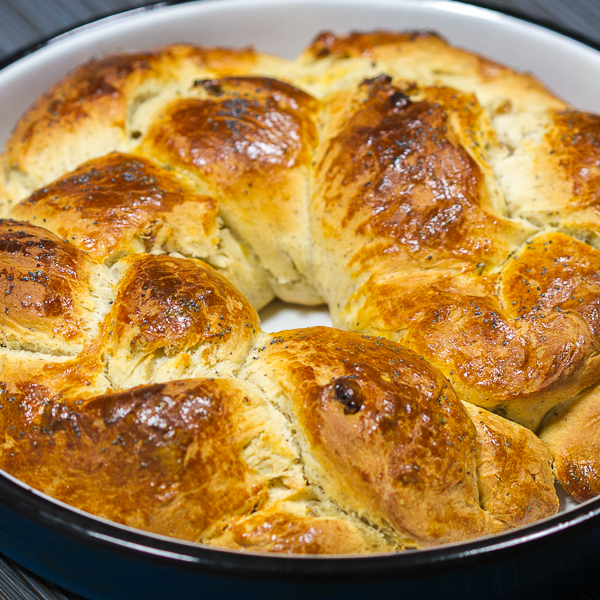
[1,0,598,518]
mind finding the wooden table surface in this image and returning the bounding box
[0,1,599,599]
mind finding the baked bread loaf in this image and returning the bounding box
[1,29,600,552]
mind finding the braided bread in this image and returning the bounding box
[2,29,600,552]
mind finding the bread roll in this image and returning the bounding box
[6,29,600,553]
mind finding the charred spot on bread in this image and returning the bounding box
[332,377,363,414]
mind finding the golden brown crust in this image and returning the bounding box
[295,31,564,111]
[105,254,260,387]
[144,77,317,176]
[0,30,594,552]
[347,231,600,430]
[539,382,600,502]
[0,355,388,555]
[0,378,283,541]
[4,50,157,196]
[0,219,113,355]
[462,402,558,526]
[317,81,500,262]
[304,30,440,61]
[208,504,390,554]
[7,150,275,309]
[2,44,290,199]
[242,327,512,547]
[0,169,8,217]
[10,153,219,264]
[140,76,322,303]
[312,76,532,319]
[0,341,110,447]
[304,29,522,89]
[549,110,600,207]
[494,109,600,247]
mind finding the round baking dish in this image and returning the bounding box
[1,1,600,599]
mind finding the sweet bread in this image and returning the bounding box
[2,29,600,552]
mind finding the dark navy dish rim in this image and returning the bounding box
[1,0,600,583]
[4,467,600,582]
